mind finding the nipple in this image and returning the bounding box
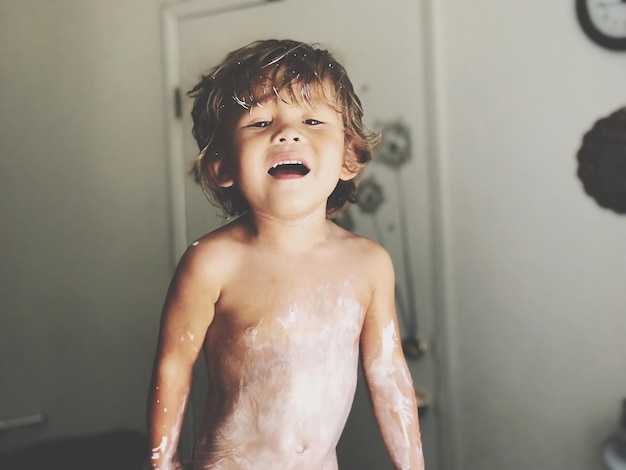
[295,443,307,454]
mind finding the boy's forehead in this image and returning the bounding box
[237,77,339,110]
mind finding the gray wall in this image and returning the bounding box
[434,1,626,469]
[0,0,171,450]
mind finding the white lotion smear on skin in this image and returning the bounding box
[178,331,200,353]
[194,280,365,468]
[152,394,188,470]
[151,436,168,460]
[369,320,419,470]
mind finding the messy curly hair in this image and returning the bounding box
[188,39,379,217]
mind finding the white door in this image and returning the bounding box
[167,0,440,467]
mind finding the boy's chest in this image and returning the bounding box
[208,263,368,352]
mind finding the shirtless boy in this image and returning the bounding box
[148,39,424,470]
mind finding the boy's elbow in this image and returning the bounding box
[154,353,195,385]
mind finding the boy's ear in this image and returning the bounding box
[339,144,360,181]
[209,156,235,188]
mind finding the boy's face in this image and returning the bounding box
[220,82,357,219]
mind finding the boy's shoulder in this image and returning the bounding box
[174,219,246,282]
[189,218,245,252]
[330,222,393,268]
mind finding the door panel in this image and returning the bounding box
[175,1,438,468]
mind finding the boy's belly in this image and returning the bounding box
[193,349,359,469]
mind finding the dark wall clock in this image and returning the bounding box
[577,107,626,214]
[576,0,626,51]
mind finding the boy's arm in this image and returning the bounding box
[360,246,424,470]
[148,245,218,470]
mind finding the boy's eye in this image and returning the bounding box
[304,119,322,126]
[249,121,271,128]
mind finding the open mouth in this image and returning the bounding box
[267,160,310,177]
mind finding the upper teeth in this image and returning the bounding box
[272,160,304,168]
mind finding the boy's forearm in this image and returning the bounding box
[148,364,192,470]
[366,360,424,469]
[372,382,424,468]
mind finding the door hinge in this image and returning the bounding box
[174,87,182,119]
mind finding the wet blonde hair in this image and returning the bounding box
[188,39,379,217]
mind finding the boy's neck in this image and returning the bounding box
[243,209,332,254]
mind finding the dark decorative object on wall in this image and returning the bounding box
[335,119,427,360]
[577,107,626,214]
[376,120,412,168]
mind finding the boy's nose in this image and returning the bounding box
[273,124,302,143]
[279,136,300,142]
